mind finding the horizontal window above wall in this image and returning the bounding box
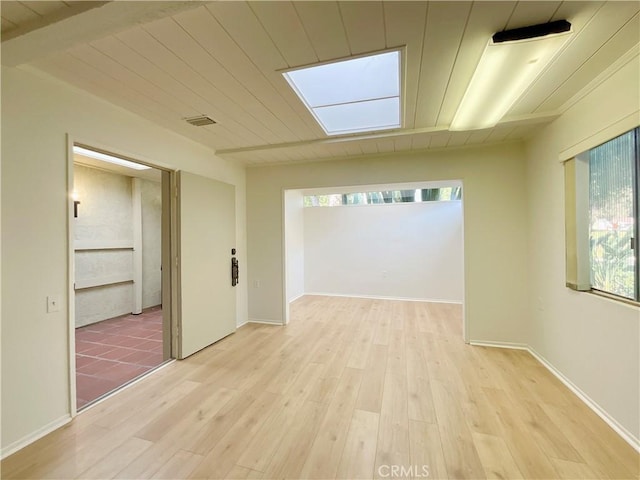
[304,187,462,207]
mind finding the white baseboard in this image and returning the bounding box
[469,340,529,350]
[247,318,284,326]
[287,293,305,303]
[2,359,177,459]
[1,414,71,460]
[304,292,462,304]
[470,341,640,453]
[238,318,285,329]
[527,346,640,453]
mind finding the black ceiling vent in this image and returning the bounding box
[493,19,571,43]
[185,115,217,127]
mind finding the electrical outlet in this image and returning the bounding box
[47,295,61,313]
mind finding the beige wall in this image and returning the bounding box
[524,51,640,443]
[247,142,529,345]
[1,65,247,454]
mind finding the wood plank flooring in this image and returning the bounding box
[2,296,638,479]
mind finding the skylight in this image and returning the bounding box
[283,50,402,136]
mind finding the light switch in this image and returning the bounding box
[47,295,61,313]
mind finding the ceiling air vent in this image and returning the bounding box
[185,115,216,127]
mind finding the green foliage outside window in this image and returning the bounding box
[588,128,638,300]
[303,187,462,207]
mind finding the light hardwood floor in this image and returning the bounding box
[2,296,638,479]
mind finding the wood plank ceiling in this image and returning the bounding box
[1,1,108,38]
[5,1,639,165]
[1,1,73,34]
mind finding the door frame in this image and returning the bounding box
[281,181,468,343]
[66,135,178,416]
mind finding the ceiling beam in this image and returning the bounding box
[1,2,110,42]
[216,111,560,156]
[1,1,209,67]
[217,126,451,155]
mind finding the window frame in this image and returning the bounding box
[633,128,640,301]
[303,187,462,208]
[566,126,640,305]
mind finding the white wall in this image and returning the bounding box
[284,190,304,305]
[524,50,640,444]
[1,65,247,455]
[141,179,162,309]
[304,201,463,302]
[247,142,529,340]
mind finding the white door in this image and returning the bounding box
[177,171,236,358]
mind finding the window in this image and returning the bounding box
[588,129,639,300]
[304,187,462,207]
[282,50,402,136]
[566,127,639,302]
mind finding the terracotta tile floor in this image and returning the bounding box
[75,306,165,409]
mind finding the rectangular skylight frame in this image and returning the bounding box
[282,48,405,137]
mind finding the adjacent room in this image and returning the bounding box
[72,146,169,409]
[284,182,464,325]
[1,1,639,479]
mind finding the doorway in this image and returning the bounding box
[71,145,172,410]
[282,180,467,340]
